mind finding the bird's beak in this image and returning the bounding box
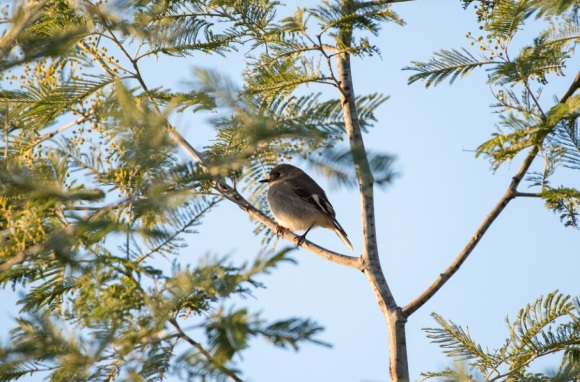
[259,177,269,183]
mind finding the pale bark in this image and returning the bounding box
[335,43,409,382]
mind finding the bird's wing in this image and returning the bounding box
[292,184,337,218]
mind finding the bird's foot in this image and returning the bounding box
[275,225,287,236]
[295,234,307,248]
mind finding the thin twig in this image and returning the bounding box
[78,40,120,78]
[514,191,541,197]
[31,109,96,147]
[168,318,244,382]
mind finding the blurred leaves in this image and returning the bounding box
[541,187,580,228]
[0,249,320,381]
[308,146,397,188]
[0,0,335,380]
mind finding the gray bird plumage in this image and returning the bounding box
[260,164,353,252]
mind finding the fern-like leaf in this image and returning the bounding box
[486,0,534,39]
[541,187,580,228]
[425,313,491,363]
[423,291,580,381]
[405,48,491,87]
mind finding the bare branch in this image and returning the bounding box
[403,70,580,317]
[31,109,96,147]
[401,148,533,316]
[560,70,580,103]
[0,226,76,273]
[514,191,541,198]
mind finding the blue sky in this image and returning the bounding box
[1,0,579,381]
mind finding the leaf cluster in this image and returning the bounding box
[405,0,580,230]
[197,66,393,189]
[0,0,339,380]
[1,250,327,382]
[422,291,580,381]
[405,0,580,87]
[309,0,405,49]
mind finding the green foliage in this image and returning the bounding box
[309,0,405,49]
[0,0,342,380]
[406,0,580,229]
[405,48,491,87]
[406,0,579,88]
[484,0,534,40]
[0,0,88,71]
[541,186,580,228]
[422,291,580,381]
[129,0,276,60]
[197,66,394,196]
[308,146,397,188]
[0,251,326,382]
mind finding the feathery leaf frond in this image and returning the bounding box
[422,291,580,381]
[485,0,534,39]
[404,48,491,87]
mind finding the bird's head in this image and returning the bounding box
[259,164,299,185]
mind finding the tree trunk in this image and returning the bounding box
[335,48,410,382]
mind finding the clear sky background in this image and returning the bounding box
[1,0,578,381]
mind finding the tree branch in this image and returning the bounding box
[31,109,96,147]
[336,54,395,306]
[168,318,243,382]
[514,191,541,198]
[402,147,538,317]
[403,69,580,317]
[213,178,363,269]
[0,0,49,59]
[334,4,407,379]
[560,70,580,103]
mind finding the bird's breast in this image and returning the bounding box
[267,186,329,230]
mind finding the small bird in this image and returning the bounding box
[259,164,353,252]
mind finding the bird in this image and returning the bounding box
[259,163,353,252]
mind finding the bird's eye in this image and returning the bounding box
[273,172,281,179]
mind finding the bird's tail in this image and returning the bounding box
[332,221,353,252]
